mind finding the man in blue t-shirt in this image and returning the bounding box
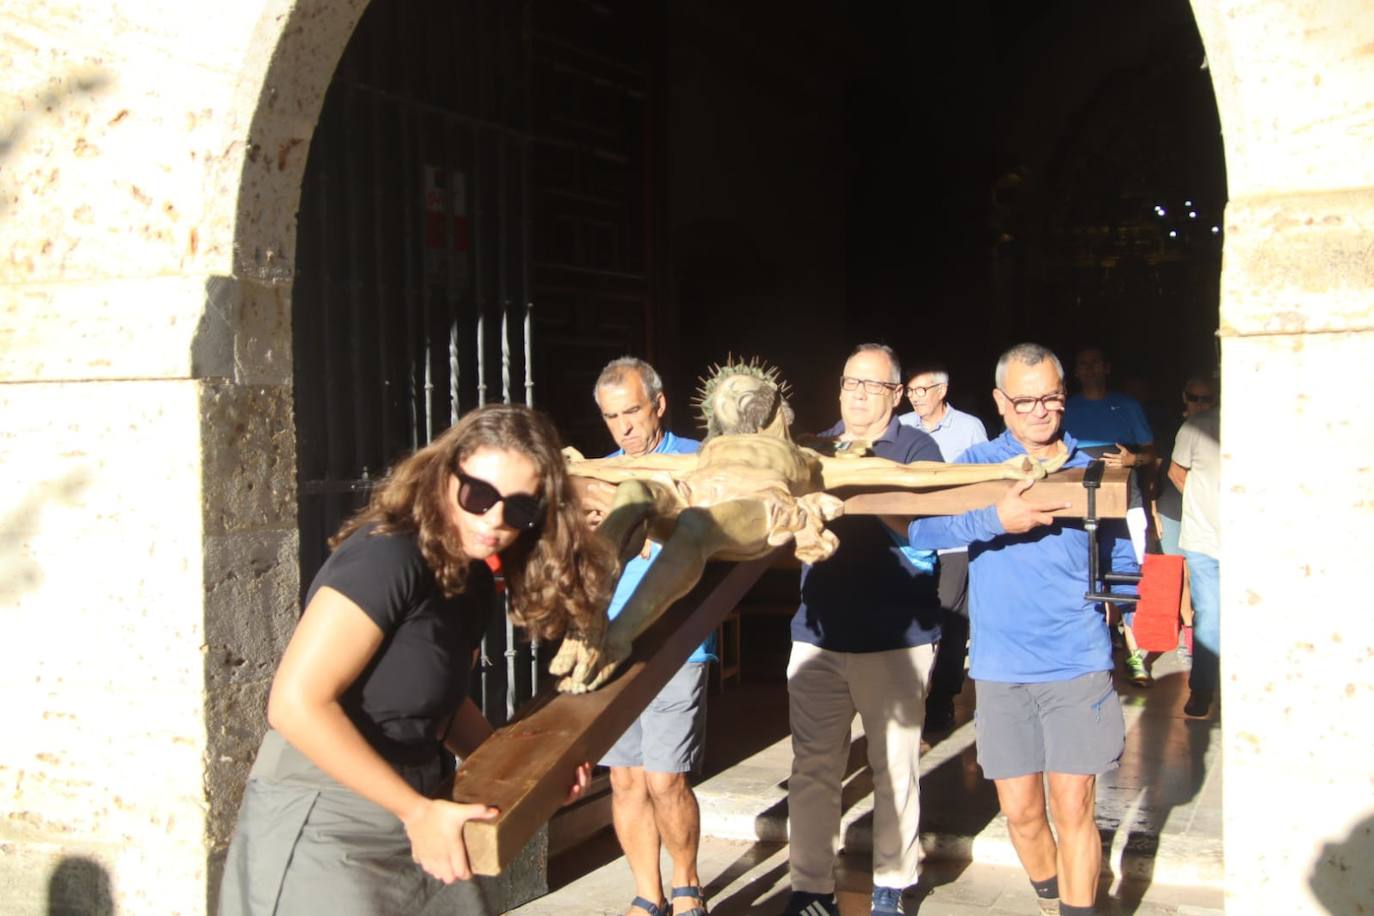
[592,356,712,916]
[907,343,1137,916]
[1063,345,1156,688]
[784,344,943,916]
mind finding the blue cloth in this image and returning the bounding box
[1184,550,1220,692]
[897,403,988,461]
[907,430,1139,682]
[1062,392,1153,449]
[605,430,715,662]
[792,417,944,652]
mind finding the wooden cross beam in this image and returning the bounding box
[454,465,1130,875]
[838,466,1132,519]
[451,549,784,876]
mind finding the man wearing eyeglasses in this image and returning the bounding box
[905,343,1138,916]
[593,356,712,916]
[784,343,943,916]
[897,363,989,733]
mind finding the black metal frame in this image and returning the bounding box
[1081,459,1143,605]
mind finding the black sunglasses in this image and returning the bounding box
[1183,392,1216,404]
[455,472,544,530]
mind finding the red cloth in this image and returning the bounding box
[1133,553,1184,651]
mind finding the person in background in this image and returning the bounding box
[1154,374,1218,663]
[1170,396,1222,718]
[899,361,988,732]
[1063,345,1155,687]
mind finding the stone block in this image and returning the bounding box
[1219,330,1374,914]
[199,380,297,535]
[1220,189,1374,337]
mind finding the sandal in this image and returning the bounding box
[630,897,667,916]
[671,885,709,916]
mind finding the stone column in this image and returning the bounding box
[1192,1,1374,912]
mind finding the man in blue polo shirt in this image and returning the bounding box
[593,356,713,916]
[907,343,1138,916]
[898,361,988,732]
[784,343,943,916]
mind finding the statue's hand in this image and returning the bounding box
[562,445,587,463]
[787,492,844,564]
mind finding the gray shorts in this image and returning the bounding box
[600,662,708,773]
[974,671,1124,779]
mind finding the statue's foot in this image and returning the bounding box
[554,637,631,694]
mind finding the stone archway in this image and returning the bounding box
[1,1,1371,913]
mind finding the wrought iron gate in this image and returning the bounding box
[293,0,661,723]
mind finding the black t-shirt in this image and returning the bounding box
[306,524,495,764]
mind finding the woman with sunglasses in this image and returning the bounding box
[220,403,616,916]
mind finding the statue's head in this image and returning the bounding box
[695,357,794,439]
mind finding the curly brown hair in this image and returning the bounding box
[331,404,616,640]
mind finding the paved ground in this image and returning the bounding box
[515,835,1222,914]
[514,639,1223,915]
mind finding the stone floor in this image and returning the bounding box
[514,635,1223,915]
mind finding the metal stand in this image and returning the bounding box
[1082,459,1142,605]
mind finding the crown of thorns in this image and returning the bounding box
[692,355,793,430]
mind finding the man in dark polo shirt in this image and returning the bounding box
[783,343,943,916]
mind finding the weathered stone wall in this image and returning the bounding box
[0,1,359,911]
[1191,1,1374,912]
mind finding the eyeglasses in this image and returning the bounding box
[1183,392,1216,404]
[841,376,901,395]
[455,471,544,529]
[998,390,1066,414]
[906,382,946,398]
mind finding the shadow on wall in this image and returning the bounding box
[1310,811,1374,913]
[0,470,92,605]
[0,69,111,217]
[47,856,113,916]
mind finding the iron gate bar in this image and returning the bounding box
[370,93,391,466]
[344,88,369,480]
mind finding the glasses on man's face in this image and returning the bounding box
[907,382,946,398]
[841,376,901,396]
[998,390,1066,414]
[1183,391,1216,404]
[456,471,544,529]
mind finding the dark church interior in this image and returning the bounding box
[290,0,1226,693]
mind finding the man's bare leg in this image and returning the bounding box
[994,773,1058,882]
[610,766,664,914]
[646,771,703,915]
[1047,772,1100,908]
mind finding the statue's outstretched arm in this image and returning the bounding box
[815,453,1061,490]
[567,453,696,482]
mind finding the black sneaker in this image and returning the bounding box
[1184,689,1213,717]
[783,891,841,916]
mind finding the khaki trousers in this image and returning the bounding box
[786,641,936,893]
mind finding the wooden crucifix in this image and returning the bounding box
[452,359,1131,874]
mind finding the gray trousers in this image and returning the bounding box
[219,730,497,916]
